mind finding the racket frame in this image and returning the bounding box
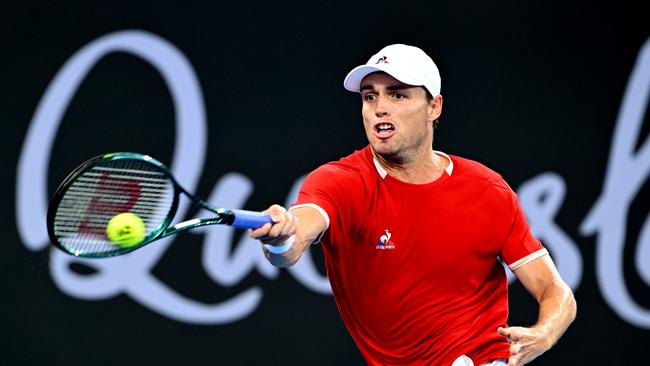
[47,152,248,258]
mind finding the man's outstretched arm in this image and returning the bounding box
[249,204,327,267]
[498,255,577,366]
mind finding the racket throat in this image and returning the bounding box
[163,214,233,237]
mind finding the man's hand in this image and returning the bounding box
[249,204,327,267]
[249,204,298,245]
[498,326,551,366]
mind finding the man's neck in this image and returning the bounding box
[372,147,449,184]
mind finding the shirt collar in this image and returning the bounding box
[373,150,454,179]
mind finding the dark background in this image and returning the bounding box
[3,1,649,365]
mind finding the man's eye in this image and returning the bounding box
[393,93,405,100]
[364,95,376,101]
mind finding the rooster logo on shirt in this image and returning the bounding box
[376,229,396,249]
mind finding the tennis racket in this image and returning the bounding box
[47,152,273,258]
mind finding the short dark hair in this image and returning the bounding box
[425,89,434,101]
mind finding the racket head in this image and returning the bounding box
[47,153,179,258]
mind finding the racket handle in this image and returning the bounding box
[230,209,274,229]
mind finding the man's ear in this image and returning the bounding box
[429,94,443,122]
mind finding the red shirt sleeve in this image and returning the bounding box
[500,189,547,270]
[291,164,349,230]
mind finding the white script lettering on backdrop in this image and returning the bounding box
[16,30,649,327]
[580,38,650,328]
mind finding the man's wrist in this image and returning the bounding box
[264,241,294,254]
[531,324,555,349]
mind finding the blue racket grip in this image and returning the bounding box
[230,209,274,229]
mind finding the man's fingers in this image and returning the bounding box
[268,212,296,236]
[249,223,273,239]
[498,327,510,338]
[503,326,524,342]
[508,353,524,366]
[266,204,287,218]
[501,326,548,366]
[509,343,520,355]
[267,216,288,237]
[254,211,298,245]
[510,354,524,366]
[250,204,299,248]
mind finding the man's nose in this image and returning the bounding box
[374,96,390,117]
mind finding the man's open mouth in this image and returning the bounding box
[375,122,395,137]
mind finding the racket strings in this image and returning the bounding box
[53,159,175,256]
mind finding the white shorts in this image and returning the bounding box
[452,355,508,366]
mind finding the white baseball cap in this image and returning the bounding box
[343,44,441,96]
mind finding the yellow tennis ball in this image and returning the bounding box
[106,212,146,247]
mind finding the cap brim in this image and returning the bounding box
[343,65,384,92]
[343,64,424,93]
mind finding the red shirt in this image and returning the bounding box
[293,146,547,365]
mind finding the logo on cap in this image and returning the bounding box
[375,55,389,64]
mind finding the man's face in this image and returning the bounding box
[360,72,442,162]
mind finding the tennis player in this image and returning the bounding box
[250,44,576,366]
